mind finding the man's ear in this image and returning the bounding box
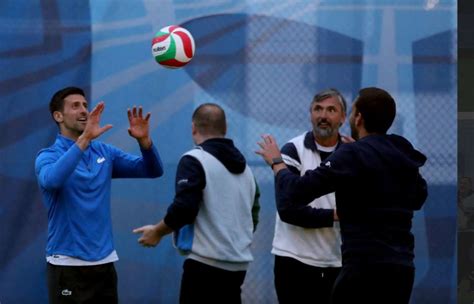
[339,113,347,127]
[355,112,364,127]
[53,111,63,123]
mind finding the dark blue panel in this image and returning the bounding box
[0,1,92,302]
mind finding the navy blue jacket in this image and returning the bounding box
[276,134,428,267]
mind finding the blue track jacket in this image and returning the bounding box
[35,134,163,261]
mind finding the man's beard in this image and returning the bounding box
[313,125,336,138]
[350,121,359,140]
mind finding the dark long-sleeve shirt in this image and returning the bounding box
[277,131,340,228]
[275,134,428,267]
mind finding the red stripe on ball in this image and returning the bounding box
[152,34,169,45]
[159,58,188,68]
[174,31,194,58]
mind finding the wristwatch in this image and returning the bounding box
[270,157,284,169]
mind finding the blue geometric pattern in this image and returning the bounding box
[0,1,456,303]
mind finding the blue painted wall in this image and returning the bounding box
[0,1,456,303]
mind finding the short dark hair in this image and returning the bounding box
[354,87,396,134]
[311,88,347,114]
[49,86,85,117]
[192,103,227,136]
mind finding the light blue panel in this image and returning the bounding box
[90,0,148,22]
[396,10,456,55]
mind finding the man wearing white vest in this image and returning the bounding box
[133,103,260,304]
[257,87,427,304]
[271,89,348,304]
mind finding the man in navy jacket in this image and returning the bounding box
[257,87,428,304]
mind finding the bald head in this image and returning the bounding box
[192,103,227,137]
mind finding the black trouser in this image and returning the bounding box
[47,262,118,304]
[179,258,247,304]
[331,263,415,304]
[274,255,341,304]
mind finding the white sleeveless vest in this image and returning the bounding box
[174,147,256,271]
[271,133,342,267]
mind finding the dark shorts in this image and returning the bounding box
[274,255,341,304]
[331,263,415,304]
[47,262,118,304]
[180,259,247,304]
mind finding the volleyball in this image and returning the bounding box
[151,25,195,69]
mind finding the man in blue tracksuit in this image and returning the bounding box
[257,87,428,304]
[35,87,164,303]
[134,103,260,304]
